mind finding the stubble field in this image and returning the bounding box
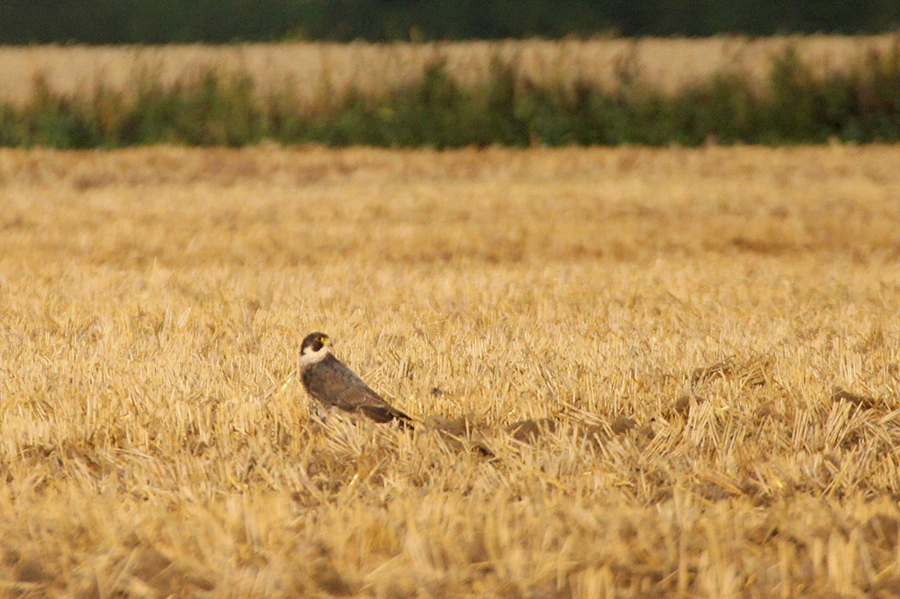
[0,145,899,598]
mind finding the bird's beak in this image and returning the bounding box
[323,337,333,347]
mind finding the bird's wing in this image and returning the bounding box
[304,356,410,422]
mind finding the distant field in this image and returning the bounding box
[2,36,899,148]
[0,35,896,105]
[1,145,899,597]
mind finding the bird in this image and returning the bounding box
[298,332,412,427]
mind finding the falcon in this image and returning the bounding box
[299,332,412,426]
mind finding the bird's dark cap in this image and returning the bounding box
[301,332,332,353]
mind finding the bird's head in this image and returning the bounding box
[300,332,333,365]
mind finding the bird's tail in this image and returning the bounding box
[360,405,414,430]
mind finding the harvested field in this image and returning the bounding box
[0,145,899,597]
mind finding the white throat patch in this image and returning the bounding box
[300,344,331,367]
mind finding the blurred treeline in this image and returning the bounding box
[0,0,898,44]
[3,48,900,148]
